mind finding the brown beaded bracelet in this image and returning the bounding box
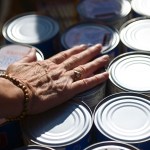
[0,74,30,121]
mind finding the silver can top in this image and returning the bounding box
[131,0,150,17]
[120,17,150,51]
[21,102,92,148]
[107,51,150,93]
[2,13,59,44]
[94,92,150,144]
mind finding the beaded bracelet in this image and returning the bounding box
[0,74,30,121]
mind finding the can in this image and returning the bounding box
[131,0,150,18]
[83,141,140,150]
[73,82,106,111]
[0,44,44,74]
[76,0,132,29]
[93,92,150,150]
[0,121,24,150]
[14,145,55,150]
[107,51,150,94]
[2,12,60,59]
[107,51,150,97]
[61,22,120,60]
[21,101,93,150]
[119,17,150,53]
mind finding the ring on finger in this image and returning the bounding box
[73,70,82,81]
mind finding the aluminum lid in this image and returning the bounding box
[120,17,150,51]
[107,51,150,93]
[83,141,140,150]
[21,102,92,148]
[131,0,150,16]
[0,44,44,71]
[2,13,59,44]
[61,23,119,54]
[94,92,150,143]
[77,0,131,21]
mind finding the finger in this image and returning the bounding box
[49,44,87,64]
[71,72,109,95]
[71,55,110,79]
[62,44,102,71]
[17,48,37,63]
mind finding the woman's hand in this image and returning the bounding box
[6,44,110,115]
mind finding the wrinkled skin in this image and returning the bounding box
[6,44,110,115]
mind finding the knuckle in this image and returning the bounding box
[71,55,79,62]
[61,51,68,60]
[82,78,89,86]
[78,65,86,73]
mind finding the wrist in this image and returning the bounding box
[0,77,24,118]
[0,75,30,120]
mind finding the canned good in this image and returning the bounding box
[2,13,60,59]
[83,141,140,150]
[0,121,24,150]
[14,145,55,150]
[21,102,93,150]
[131,0,150,17]
[120,17,150,52]
[77,0,131,29]
[107,51,150,96]
[0,44,44,74]
[61,22,120,60]
[94,92,150,150]
[73,82,106,111]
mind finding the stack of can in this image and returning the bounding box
[1,1,150,150]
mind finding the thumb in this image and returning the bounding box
[19,48,37,63]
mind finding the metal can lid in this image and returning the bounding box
[94,92,150,143]
[83,141,140,150]
[21,102,92,148]
[61,23,119,54]
[0,44,44,71]
[2,13,59,44]
[131,0,150,17]
[107,51,150,93]
[77,0,131,22]
[14,145,54,150]
[120,17,150,51]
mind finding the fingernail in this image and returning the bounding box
[94,44,102,48]
[102,54,110,60]
[103,71,109,79]
[79,44,88,49]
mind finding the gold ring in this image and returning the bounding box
[74,70,82,81]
